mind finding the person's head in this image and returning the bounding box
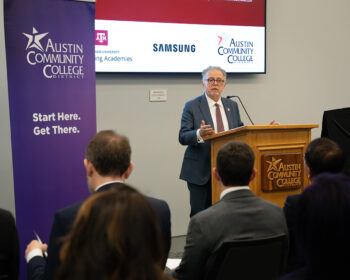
[84,130,133,192]
[58,184,166,280]
[215,141,255,187]
[297,173,350,278]
[304,137,344,179]
[202,66,227,102]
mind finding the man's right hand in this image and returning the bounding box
[199,120,215,137]
[25,240,48,259]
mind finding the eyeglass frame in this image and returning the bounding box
[205,78,226,85]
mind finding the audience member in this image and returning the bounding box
[57,185,171,280]
[280,173,350,280]
[0,208,19,280]
[283,137,345,272]
[25,130,171,279]
[173,142,288,280]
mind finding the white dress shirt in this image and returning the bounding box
[197,94,229,142]
[220,186,250,200]
[205,94,229,133]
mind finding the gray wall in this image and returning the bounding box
[2,0,350,234]
[0,1,15,214]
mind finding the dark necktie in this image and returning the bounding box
[215,103,224,132]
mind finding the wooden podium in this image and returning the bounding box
[205,124,318,207]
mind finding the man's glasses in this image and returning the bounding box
[205,78,225,85]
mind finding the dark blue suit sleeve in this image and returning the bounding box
[179,101,201,146]
[45,212,66,280]
[283,195,304,272]
[46,204,80,279]
[27,211,66,280]
[27,203,80,280]
[27,256,46,280]
[147,197,172,268]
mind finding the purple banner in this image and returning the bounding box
[4,0,96,277]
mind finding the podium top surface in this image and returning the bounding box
[204,124,319,141]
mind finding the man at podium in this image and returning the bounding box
[179,66,243,216]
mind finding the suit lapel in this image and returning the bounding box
[199,94,214,127]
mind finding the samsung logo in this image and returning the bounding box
[153,43,196,53]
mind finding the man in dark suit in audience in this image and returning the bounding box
[283,137,345,272]
[0,208,19,279]
[279,173,350,280]
[25,130,171,280]
[174,141,288,280]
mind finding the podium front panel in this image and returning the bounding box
[210,125,317,207]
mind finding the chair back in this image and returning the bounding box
[204,234,288,280]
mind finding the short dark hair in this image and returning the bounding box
[85,130,131,176]
[216,142,255,186]
[305,137,344,178]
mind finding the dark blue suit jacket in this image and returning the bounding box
[179,94,243,185]
[283,194,305,272]
[27,182,171,280]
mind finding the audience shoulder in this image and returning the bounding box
[146,195,169,206]
[258,197,286,220]
[53,201,83,227]
[190,202,222,222]
[56,201,83,216]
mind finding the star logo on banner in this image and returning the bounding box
[266,157,282,172]
[23,27,49,52]
[218,36,223,46]
[217,33,230,46]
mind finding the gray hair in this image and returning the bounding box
[202,66,227,81]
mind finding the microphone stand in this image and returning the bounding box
[226,95,255,125]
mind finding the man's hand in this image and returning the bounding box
[199,120,215,137]
[25,240,48,258]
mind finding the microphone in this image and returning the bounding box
[226,95,255,125]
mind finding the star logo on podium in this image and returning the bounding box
[23,27,49,52]
[266,157,282,172]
